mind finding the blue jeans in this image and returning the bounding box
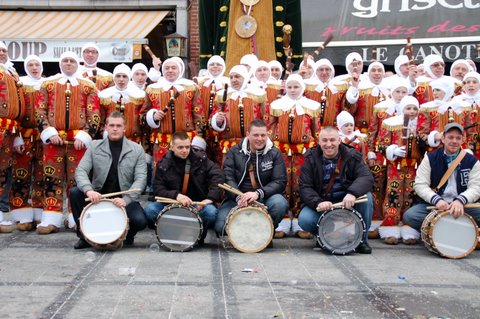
[298,192,373,243]
[403,203,480,232]
[143,201,218,230]
[214,194,288,235]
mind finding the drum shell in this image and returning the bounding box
[226,205,273,253]
[316,207,366,255]
[421,210,479,259]
[80,199,129,251]
[155,204,203,252]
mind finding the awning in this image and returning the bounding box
[0,10,169,62]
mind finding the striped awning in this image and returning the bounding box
[0,10,169,41]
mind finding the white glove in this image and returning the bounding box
[393,146,406,158]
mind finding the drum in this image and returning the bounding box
[155,204,203,252]
[80,199,129,250]
[421,210,478,259]
[316,207,366,255]
[226,206,273,253]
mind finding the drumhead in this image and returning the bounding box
[429,212,478,258]
[80,200,128,245]
[227,206,273,253]
[155,204,203,252]
[317,208,365,255]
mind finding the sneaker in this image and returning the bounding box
[357,242,372,254]
[74,239,91,250]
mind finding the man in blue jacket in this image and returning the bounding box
[298,126,374,254]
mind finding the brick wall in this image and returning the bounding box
[188,0,200,76]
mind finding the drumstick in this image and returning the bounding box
[426,203,480,210]
[85,188,141,202]
[155,196,204,206]
[317,195,368,212]
[218,183,268,210]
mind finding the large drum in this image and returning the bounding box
[421,210,478,259]
[155,204,203,252]
[80,199,129,250]
[226,205,273,253]
[316,207,366,255]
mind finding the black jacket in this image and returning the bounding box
[153,150,224,202]
[223,138,287,200]
[299,143,374,209]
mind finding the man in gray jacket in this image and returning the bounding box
[70,111,148,249]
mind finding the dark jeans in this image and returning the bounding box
[70,187,147,240]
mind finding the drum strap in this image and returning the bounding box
[248,163,259,189]
[182,159,191,194]
[323,156,342,197]
[434,150,466,192]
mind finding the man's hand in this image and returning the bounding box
[343,193,356,209]
[434,132,443,142]
[237,191,259,207]
[112,197,127,208]
[408,64,418,82]
[435,199,450,211]
[74,139,85,151]
[216,112,226,127]
[86,190,102,204]
[350,72,360,88]
[196,199,213,211]
[316,201,333,212]
[154,110,166,121]
[447,200,465,218]
[176,194,192,207]
[49,135,63,145]
[152,56,162,71]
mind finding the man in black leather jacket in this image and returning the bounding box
[298,126,374,254]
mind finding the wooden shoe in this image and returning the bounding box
[36,224,59,235]
[384,237,399,245]
[274,231,286,238]
[296,230,314,239]
[402,238,417,245]
[368,229,379,239]
[0,223,16,233]
[17,222,33,231]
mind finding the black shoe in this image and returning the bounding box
[197,238,205,246]
[123,236,134,246]
[357,242,372,254]
[74,239,91,250]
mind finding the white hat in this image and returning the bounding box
[81,42,100,66]
[463,71,480,83]
[336,110,354,130]
[268,60,283,72]
[0,41,7,50]
[367,61,385,75]
[285,74,305,97]
[450,59,473,77]
[315,59,335,79]
[229,64,249,90]
[206,55,226,78]
[113,63,131,79]
[23,54,43,79]
[430,77,454,101]
[162,57,185,80]
[59,51,79,74]
[398,96,419,115]
[191,136,207,151]
[423,54,444,79]
[131,63,148,75]
[389,78,410,93]
[394,55,409,77]
[252,60,270,80]
[345,52,363,74]
[240,54,258,69]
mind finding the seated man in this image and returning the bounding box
[143,131,224,245]
[70,111,148,249]
[298,126,374,254]
[403,122,480,235]
[215,119,288,247]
